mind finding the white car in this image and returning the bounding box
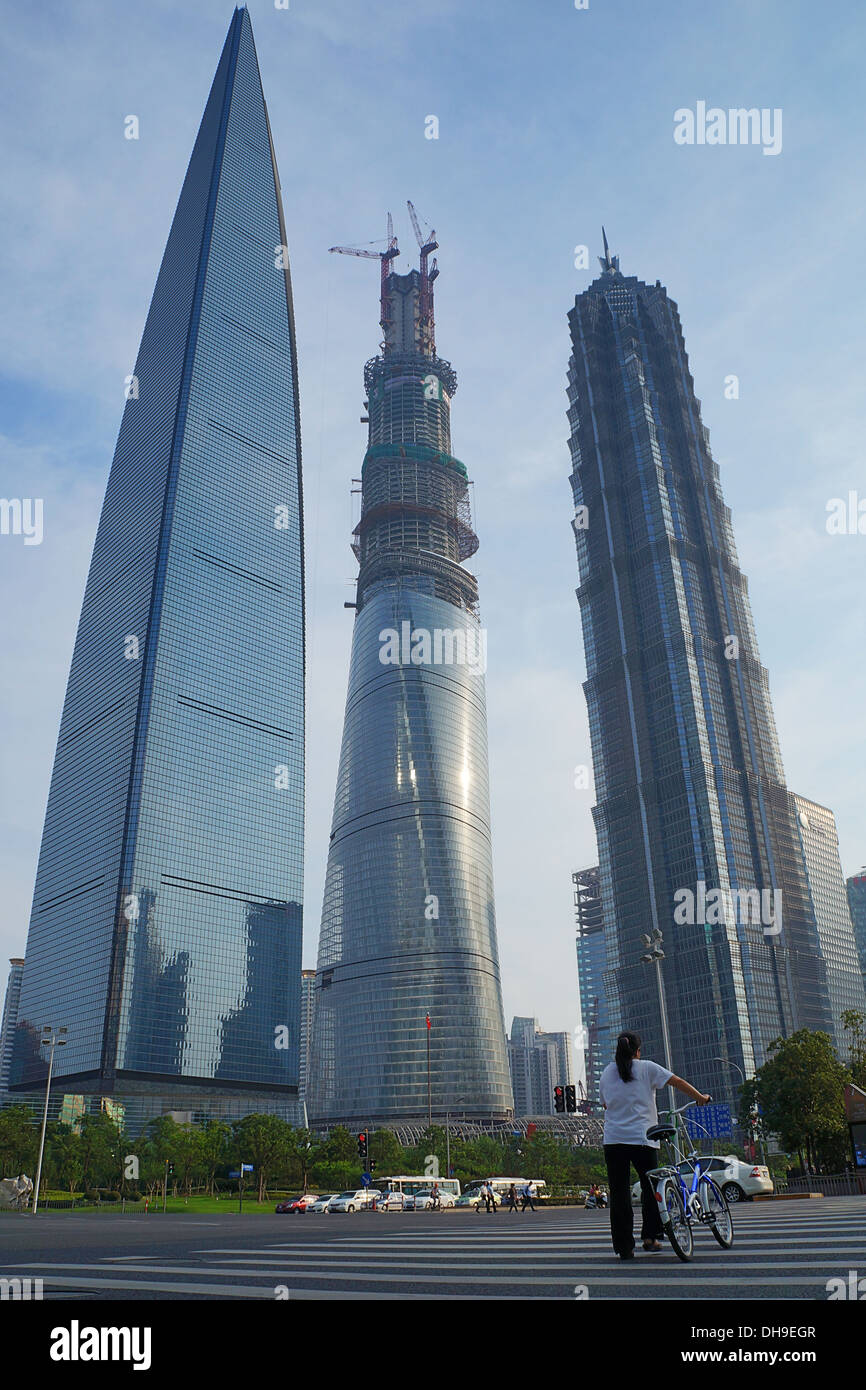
[373,1191,408,1211]
[309,1193,338,1213]
[412,1188,457,1210]
[328,1189,378,1213]
[632,1155,773,1204]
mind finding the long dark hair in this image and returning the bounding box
[615,1031,641,1082]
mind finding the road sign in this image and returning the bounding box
[360,1172,371,1187]
[241,1163,254,1173]
[685,1103,733,1141]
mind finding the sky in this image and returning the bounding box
[1,0,865,1055]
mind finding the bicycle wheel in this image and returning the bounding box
[659,1179,693,1262]
[700,1176,733,1249]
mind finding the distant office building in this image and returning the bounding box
[10,9,305,1122]
[299,969,316,1104]
[846,871,866,984]
[0,959,25,1096]
[507,1017,574,1117]
[566,234,834,1107]
[573,867,613,1104]
[791,796,866,1056]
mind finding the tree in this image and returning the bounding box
[284,1128,321,1192]
[0,1105,38,1176]
[841,1009,866,1089]
[77,1113,125,1191]
[196,1121,231,1196]
[743,1030,849,1171]
[232,1113,292,1202]
[47,1125,84,1196]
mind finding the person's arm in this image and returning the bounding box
[669,1074,710,1105]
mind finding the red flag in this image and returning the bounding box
[426,1014,431,1030]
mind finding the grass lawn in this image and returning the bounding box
[35,1192,293,1215]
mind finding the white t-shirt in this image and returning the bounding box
[600,1057,673,1146]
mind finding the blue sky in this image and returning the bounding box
[2,0,865,1046]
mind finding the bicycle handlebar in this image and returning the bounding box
[659,1096,712,1116]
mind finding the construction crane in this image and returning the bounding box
[329,212,400,336]
[407,200,438,354]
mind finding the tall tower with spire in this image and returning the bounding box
[307,213,512,1126]
[11,9,305,1121]
[567,234,838,1106]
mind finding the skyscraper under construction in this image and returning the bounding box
[567,234,844,1107]
[307,211,512,1125]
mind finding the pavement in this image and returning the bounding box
[0,1197,862,1300]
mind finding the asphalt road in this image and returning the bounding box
[0,1197,862,1300]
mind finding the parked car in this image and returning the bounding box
[632,1156,773,1204]
[308,1193,338,1213]
[412,1188,457,1210]
[328,1189,379,1213]
[275,1193,318,1213]
[373,1190,408,1211]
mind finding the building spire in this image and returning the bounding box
[598,226,620,275]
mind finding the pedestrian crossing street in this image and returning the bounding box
[10,1200,866,1299]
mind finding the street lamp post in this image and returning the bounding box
[713,1056,766,1164]
[639,932,680,1161]
[445,1097,466,1182]
[32,1024,67,1215]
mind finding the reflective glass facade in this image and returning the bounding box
[846,873,866,985]
[791,795,866,1057]
[11,9,304,1108]
[573,867,612,1104]
[307,259,512,1125]
[567,241,834,1106]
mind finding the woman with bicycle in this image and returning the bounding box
[600,1030,709,1260]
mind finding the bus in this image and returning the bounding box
[377,1175,461,1200]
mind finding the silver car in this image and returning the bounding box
[328,1189,378,1213]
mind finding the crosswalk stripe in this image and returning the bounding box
[20,1268,842,1289]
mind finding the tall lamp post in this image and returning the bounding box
[32,1024,67,1215]
[639,931,679,1160]
[713,1056,766,1164]
[445,1096,467,1183]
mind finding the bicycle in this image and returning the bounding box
[645,1101,734,1262]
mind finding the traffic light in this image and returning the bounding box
[565,1084,577,1114]
[357,1132,368,1159]
[554,1086,565,1114]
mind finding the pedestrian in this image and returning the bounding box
[506,1182,518,1214]
[601,1029,709,1260]
[520,1180,535,1212]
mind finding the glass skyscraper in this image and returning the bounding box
[0,959,25,1098]
[11,9,304,1119]
[307,228,512,1125]
[846,871,866,985]
[566,235,835,1106]
[573,866,612,1105]
[790,794,866,1056]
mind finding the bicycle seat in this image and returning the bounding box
[646,1124,677,1141]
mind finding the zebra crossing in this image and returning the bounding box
[5,1200,864,1299]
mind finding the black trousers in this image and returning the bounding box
[603,1143,663,1254]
